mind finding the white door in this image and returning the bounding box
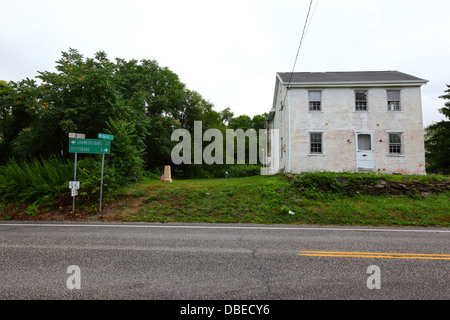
[356,133,374,169]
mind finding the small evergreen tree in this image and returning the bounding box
[425,85,450,174]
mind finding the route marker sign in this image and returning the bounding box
[69,181,80,189]
[69,139,111,154]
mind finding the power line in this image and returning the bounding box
[281,0,318,173]
[304,0,319,43]
[282,0,317,106]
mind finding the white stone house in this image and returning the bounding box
[265,71,428,175]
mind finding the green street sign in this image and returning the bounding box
[98,133,114,140]
[69,139,111,154]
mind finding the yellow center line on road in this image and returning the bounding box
[297,251,450,260]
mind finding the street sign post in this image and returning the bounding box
[68,135,113,215]
[97,134,114,215]
[69,133,86,213]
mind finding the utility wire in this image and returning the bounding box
[282,0,317,106]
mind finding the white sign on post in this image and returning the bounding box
[68,133,86,139]
[68,133,85,213]
[69,181,80,189]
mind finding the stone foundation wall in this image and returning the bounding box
[337,177,450,197]
[287,173,450,197]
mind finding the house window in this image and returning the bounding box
[389,133,403,155]
[355,90,368,111]
[310,132,323,154]
[387,90,401,111]
[309,91,322,111]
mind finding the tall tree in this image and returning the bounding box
[3,48,264,180]
[8,49,192,173]
[228,115,253,131]
[0,81,15,162]
[7,78,39,159]
[425,85,450,174]
[251,113,268,131]
[113,57,187,171]
[11,49,129,158]
[220,107,234,125]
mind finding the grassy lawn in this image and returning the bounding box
[115,174,450,227]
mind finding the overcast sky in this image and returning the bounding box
[1,0,449,127]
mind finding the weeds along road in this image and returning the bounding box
[0,222,449,301]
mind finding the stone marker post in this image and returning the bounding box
[163,165,173,183]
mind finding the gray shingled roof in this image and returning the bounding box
[277,71,427,84]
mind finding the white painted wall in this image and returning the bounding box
[270,83,426,175]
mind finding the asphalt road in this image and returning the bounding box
[0,222,449,301]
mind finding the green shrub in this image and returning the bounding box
[0,156,73,203]
[0,155,124,207]
[295,172,341,191]
[226,165,262,178]
[104,117,146,184]
[24,202,40,217]
[294,172,379,199]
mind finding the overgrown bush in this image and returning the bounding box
[104,117,146,184]
[0,156,73,203]
[224,165,262,178]
[0,155,125,209]
[293,171,380,199]
[294,172,341,192]
[171,164,263,180]
[76,157,120,198]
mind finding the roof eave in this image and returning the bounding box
[266,109,276,121]
[280,80,429,88]
[271,75,281,112]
